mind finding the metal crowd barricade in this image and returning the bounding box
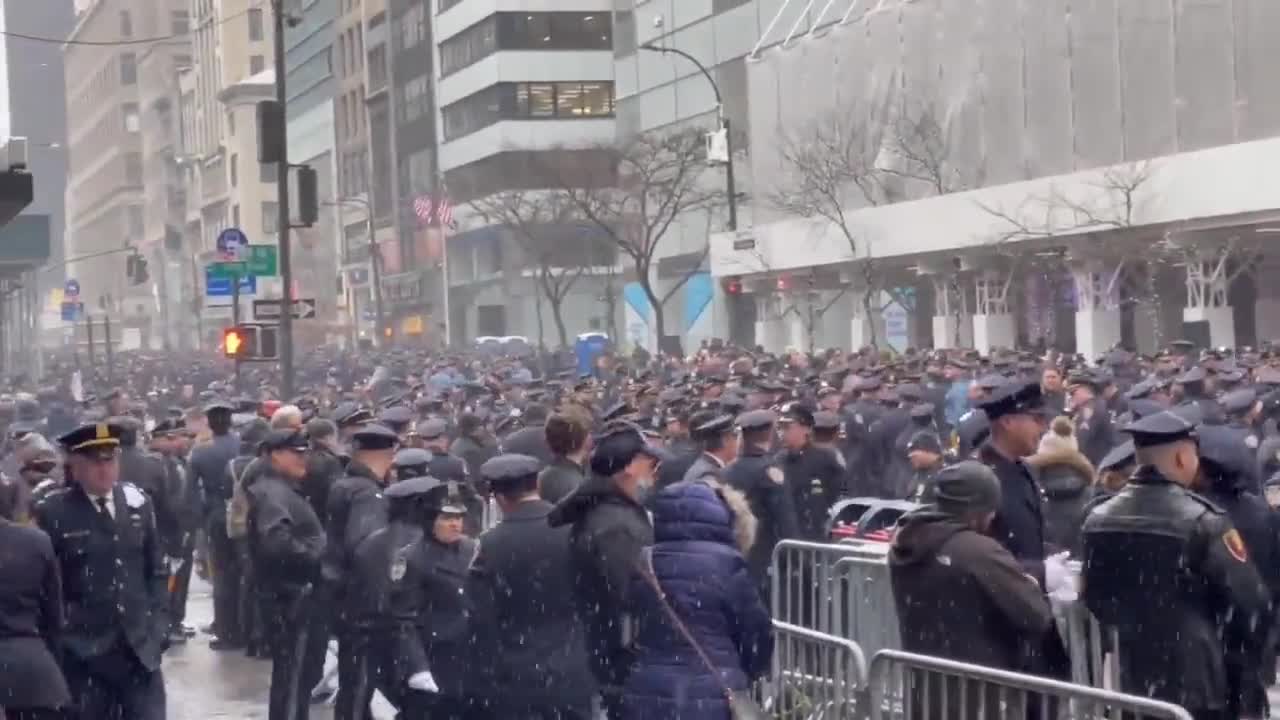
[759,620,868,720]
[865,650,1192,720]
[771,540,900,654]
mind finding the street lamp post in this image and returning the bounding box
[329,197,387,347]
[639,43,738,231]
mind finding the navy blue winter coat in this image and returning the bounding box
[622,480,774,720]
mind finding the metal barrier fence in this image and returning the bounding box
[865,650,1193,720]
[771,540,1120,690]
[759,620,868,720]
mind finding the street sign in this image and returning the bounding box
[253,297,316,321]
[207,261,247,279]
[216,227,249,261]
[246,244,278,275]
[60,301,83,322]
[64,279,81,297]
[205,269,256,297]
[208,246,277,278]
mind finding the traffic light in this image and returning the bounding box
[223,327,250,359]
[222,324,281,361]
[126,252,149,285]
[296,165,319,227]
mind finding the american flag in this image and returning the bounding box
[412,196,433,224]
[436,195,454,228]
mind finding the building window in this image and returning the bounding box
[397,73,430,124]
[122,103,140,132]
[336,32,347,76]
[406,149,435,194]
[440,0,465,13]
[443,82,615,140]
[230,154,238,187]
[248,8,264,41]
[614,11,636,57]
[120,53,137,85]
[712,0,750,11]
[368,44,387,93]
[498,12,613,51]
[232,204,240,227]
[250,55,265,75]
[227,110,235,135]
[172,9,189,34]
[263,202,279,234]
[261,161,278,184]
[120,10,133,37]
[397,3,426,51]
[439,16,497,76]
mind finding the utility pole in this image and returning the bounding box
[368,210,386,347]
[272,0,296,398]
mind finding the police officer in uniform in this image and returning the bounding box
[149,418,201,644]
[469,454,595,719]
[246,429,327,720]
[1082,411,1270,720]
[1066,371,1120,467]
[0,484,71,719]
[775,404,842,539]
[681,414,738,483]
[417,418,482,533]
[33,422,169,719]
[724,409,799,595]
[387,480,481,719]
[188,399,242,648]
[325,424,399,715]
[1219,389,1263,493]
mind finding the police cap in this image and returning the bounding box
[909,403,935,421]
[384,476,442,500]
[350,423,400,451]
[1121,410,1197,448]
[778,403,816,427]
[393,447,432,472]
[480,453,542,490]
[930,461,1001,514]
[332,402,374,428]
[976,381,1051,422]
[1177,366,1207,385]
[58,422,123,457]
[426,480,470,515]
[261,429,309,454]
[378,405,415,429]
[736,409,777,431]
[1256,367,1280,387]
[204,399,234,414]
[976,373,1008,391]
[415,417,449,440]
[1195,425,1250,478]
[589,422,671,476]
[1097,440,1136,473]
[151,418,189,437]
[601,401,634,423]
[692,413,735,437]
[1126,399,1165,421]
[1220,389,1257,417]
[907,430,942,455]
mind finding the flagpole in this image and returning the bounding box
[437,173,451,349]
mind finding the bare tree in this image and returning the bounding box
[551,129,722,348]
[470,190,599,349]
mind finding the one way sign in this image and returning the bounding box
[253,298,317,321]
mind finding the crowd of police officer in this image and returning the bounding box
[7,338,1280,718]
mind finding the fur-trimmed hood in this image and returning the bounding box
[649,478,758,554]
[1025,447,1095,498]
[1024,447,1095,479]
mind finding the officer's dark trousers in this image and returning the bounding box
[62,641,166,720]
[267,609,314,720]
[299,596,332,699]
[237,540,262,651]
[207,517,242,641]
[333,631,401,720]
[168,540,195,627]
[495,703,592,720]
[4,710,64,720]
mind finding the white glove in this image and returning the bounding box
[1044,551,1073,596]
[166,557,183,574]
[407,671,439,693]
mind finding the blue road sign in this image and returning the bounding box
[64,279,81,296]
[205,268,256,296]
[216,227,249,260]
[60,301,83,322]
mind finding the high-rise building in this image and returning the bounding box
[431,1,618,344]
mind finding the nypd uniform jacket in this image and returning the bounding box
[723,444,800,584]
[387,532,479,696]
[778,445,844,541]
[1081,466,1271,713]
[33,482,170,671]
[322,460,388,591]
[0,518,72,709]
[245,469,325,598]
[978,443,1049,587]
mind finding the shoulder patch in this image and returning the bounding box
[1223,528,1248,563]
[766,466,785,485]
[389,545,410,582]
[122,484,147,509]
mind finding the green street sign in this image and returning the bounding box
[208,261,246,279]
[246,244,278,276]
[207,245,278,278]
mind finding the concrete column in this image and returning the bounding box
[1070,260,1123,361]
[972,270,1015,354]
[1256,255,1280,342]
[1183,251,1235,348]
[927,274,972,349]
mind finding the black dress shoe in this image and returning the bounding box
[209,636,245,651]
